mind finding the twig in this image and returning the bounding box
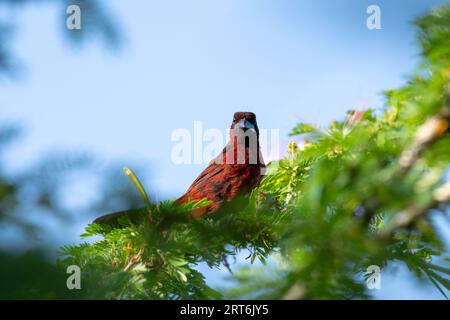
[123,248,144,271]
[399,84,450,172]
[378,84,450,235]
[282,281,306,300]
[380,182,450,237]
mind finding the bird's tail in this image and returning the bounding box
[93,208,147,226]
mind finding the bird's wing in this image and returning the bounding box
[189,163,224,187]
[176,162,227,203]
[187,147,228,186]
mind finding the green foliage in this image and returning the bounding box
[225,5,450,299]
[289,123,318,136]
[9,4,450,300]
[59,196,280,299]
[0,251,84,299]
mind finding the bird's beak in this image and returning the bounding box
[235,119,255,131]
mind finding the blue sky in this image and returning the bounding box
[1,0,449,299]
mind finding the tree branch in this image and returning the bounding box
[380,182,450,237]
[399,84,450,172]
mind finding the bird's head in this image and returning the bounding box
[229,112,260,154]
[230,112,259,136]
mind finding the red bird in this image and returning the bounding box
[176,112,265,217]
[94,112,265,224]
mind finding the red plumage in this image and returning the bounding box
[94,112,264,224]
[176,112,265,217]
